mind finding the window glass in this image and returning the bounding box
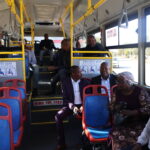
[110,48,138,82]
[106,26,118,46]
[145,48,150,85]
[119,19,138,45]
[94,32,101,43]
[146,15,150,42]
[79,36,86,48]
[24,36,63,48]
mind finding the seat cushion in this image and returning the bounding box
[0,120,11,150]
[14,129,21,145]
[85,127,110,139]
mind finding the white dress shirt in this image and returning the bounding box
[101,77,111,101]
[71,78,82,105]
[137,118,150,149]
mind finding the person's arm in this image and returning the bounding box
[62,80,73,109]
[30,50,37,65]
[39,40,44,50]
[137,118,150,146]
[139,89,150,115]
[51,40,57,49]
[133,118,150,150]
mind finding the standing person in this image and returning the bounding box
[48,38,71,93]
[91,62,117,101]
[39,33,56,65]
[55,66,90,150]
[25,43,39,96]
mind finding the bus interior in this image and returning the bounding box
[0,0,150,150]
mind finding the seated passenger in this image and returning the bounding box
[132,117,150,150]
[39,33,56,66]
[91,62,117,101]
[82,35,108,57]
[25,43,39,96]
[55,66,90,150]
[110,72,150,150]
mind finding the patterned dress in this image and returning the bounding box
[110,85,150,150]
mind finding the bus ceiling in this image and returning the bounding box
[0,0,149,38]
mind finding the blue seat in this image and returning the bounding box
[3,79,27,122]
[0,87,23,147]
[3,79,26,100]
[0,103,14,150]
[82,85,111,145]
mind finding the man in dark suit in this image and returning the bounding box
[82,35,108,57]
[91,62,117,101]
[55,65,90,150]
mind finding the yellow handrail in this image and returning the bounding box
[70,2,74,66]
[0,52,22,55]
[20,0,26,81]
[5,0,21,24]
[87,0,92,9]
[73,0,106,26]
[0,58,23,61]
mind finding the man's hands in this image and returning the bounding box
[73,106,83,114]
[68,103,83,114]
[73,107,79,114]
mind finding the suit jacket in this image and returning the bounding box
[62,77,90,106]
[91,74,117,88]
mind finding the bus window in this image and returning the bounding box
[110,48,138,82]
[145,48,150,86]
[119,19,138,45]
[146,14,150,42]
[106,26,118,46]
[78,36,86,48]
[94,32,101,43]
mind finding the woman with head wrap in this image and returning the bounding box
[110,72,150,150]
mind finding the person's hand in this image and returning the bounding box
[73,107,79,114]
[68,103,73,110]
[43,47,47,50]
[121,110,138,116]
[79,106,83,113]
[132,143,142,150]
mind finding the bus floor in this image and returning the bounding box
[16,117,83,150]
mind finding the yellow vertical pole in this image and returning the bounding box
[87,0,92,9]
[70,2,74,66]
[31,23,34,50]
[20,0,26,81]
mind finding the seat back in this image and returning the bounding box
[0,103,14,150]
[3,79,26,100]
[83,85,109,128]
[0,87,23,130]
